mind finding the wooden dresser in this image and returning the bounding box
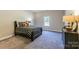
[63,30,79,49]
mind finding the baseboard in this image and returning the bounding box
[44,30,62,33]
[0,34,14,41]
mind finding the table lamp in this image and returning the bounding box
[75,16,79,22]
[75,16,79,32]
[63,16,75,31]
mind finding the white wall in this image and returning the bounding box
[65,10,74,15]
[34,10,65,32]
[65,10,79,16]
[0,10,34,38]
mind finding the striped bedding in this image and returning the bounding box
[16,27,42,38]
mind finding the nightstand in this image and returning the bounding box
[63,30,79,49]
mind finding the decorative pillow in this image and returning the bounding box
[19,21,29,27]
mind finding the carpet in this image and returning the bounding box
[24,31,64,49]
[0,36,31,49]
[0,31,64,49]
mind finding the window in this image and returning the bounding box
[43,16,50,26]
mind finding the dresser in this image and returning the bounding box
[63,30,79,49]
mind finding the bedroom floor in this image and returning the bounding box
[0,31,64,49]
[25,31,64,49]
[0,36,31,49]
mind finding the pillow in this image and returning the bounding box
[19,21,29,27]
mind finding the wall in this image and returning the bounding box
[0,10,34,39]
[34,10,65,32]
[65,10,79,15]
[65,10,74,15]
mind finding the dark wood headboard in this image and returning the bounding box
[14,21,17,28]
[14,21,17,35]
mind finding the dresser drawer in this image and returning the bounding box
[64,32,79,49]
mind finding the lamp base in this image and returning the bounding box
[66,27,72,32]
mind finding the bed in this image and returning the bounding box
[14,21,42,41]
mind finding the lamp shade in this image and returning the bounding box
[63,16,75,23]
[75,16,79,22]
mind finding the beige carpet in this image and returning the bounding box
[0,31,64,49]
[25,31,64,49]
[0,36,31,49]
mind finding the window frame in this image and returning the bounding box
[43,16,50,26]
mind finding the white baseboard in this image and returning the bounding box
[0,34,14,41]
[44,30,62,32]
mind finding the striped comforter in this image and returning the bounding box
[16,27,42,38]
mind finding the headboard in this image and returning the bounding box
[14,21,17,28]
[14,21,17,35]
